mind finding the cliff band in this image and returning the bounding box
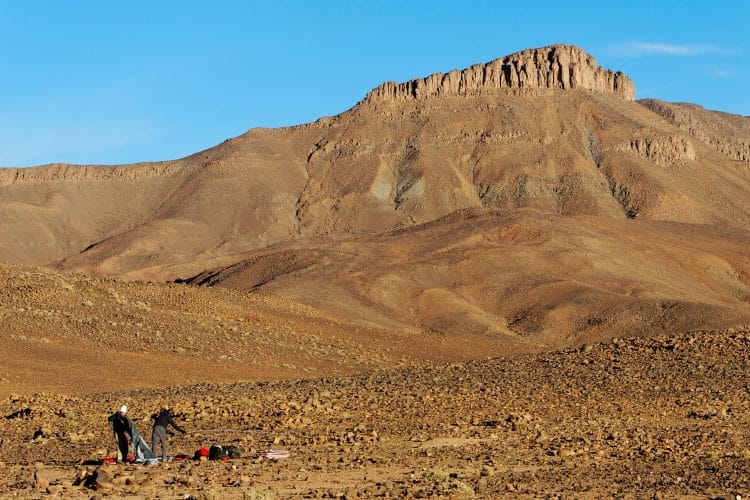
[365,45,635,102]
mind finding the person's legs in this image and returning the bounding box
[151,428,159,457]
[160,427,168,458]
[116,432,128,462]
[152,425,167,459]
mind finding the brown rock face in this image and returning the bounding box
[641,98,750,162]
[0,161,186,186]
[615,135,696,166]
[365,45,635,102]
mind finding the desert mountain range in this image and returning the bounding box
[1,43,749,498]
[1,44,749,357]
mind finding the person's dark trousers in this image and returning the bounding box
[116,431,128,461]
[152,425,168,459]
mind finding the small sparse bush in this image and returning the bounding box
[243,488,275,500]
[194,489,220,500]
[704,450,722,463]
[478,465,495,477]
[423,469,475,497]
[423,468,450,483]
[452,479,476,496]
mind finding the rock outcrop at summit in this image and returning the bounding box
[365,45,635,102]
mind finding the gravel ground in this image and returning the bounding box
[1,328,747,498]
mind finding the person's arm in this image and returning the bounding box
[168,415,186,434]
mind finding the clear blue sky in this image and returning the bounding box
[1,0,748,167]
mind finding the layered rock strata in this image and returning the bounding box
[366,45,635,102]
[641,99,750,163]
[616,135,696,166]
[0,162,185,186]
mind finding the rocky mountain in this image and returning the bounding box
[365,45,635,101]
[1,44,748,348]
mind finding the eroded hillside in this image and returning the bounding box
[1,43,749,376]
[0,263,533,396]
[0,45,747,282]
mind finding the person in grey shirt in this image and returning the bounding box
[151,407,187,460]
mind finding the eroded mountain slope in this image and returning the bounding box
[191,209,750,347]
[1,44,749,351]
[0,262,533,396]
[0,45,747,282]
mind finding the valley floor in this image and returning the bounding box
[1,329,747,498]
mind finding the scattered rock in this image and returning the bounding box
[93,467,113,490]
[33,470,49,490]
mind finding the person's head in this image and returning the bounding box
[119,404,128,415]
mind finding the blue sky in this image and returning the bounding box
[1,0,748,167]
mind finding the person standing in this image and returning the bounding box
[107,405,132,462]
[151,407,187,460]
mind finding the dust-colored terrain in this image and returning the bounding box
[190,209,750,348]
[1,329,747,498]
[1,44,749,497]
[0,262,531,398]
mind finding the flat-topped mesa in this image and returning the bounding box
[365,45,635,103]
[0,161,187,186]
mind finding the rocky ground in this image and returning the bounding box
[1,328,747,498]
[1,263,521,397]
